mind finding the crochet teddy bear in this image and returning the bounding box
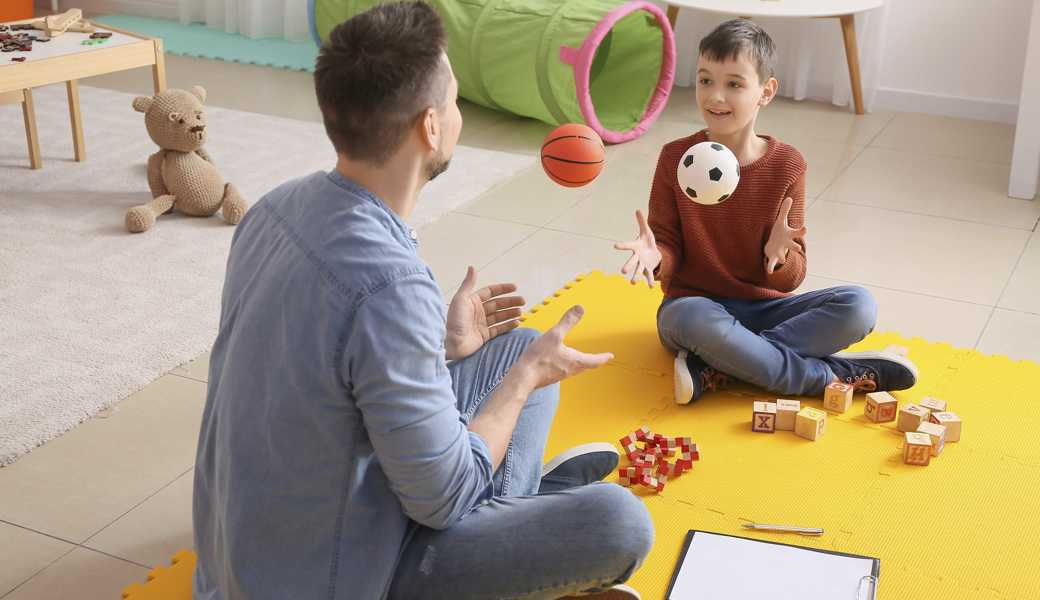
[126,86,248,233]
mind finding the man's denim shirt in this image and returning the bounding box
[193,170,495,600]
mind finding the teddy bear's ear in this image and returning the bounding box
[132,96,153,113]
[190,86,207,103]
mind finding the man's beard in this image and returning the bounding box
[426,149,451,181]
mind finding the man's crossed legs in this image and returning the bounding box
[390,329,654,599]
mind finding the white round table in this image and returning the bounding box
[664,0,884,114]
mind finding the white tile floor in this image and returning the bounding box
[1,54,1038,599]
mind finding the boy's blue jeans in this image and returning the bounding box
[390,329,654,599]
[657,286,878,397]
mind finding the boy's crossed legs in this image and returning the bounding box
[390,328,654,599]
[658,286,917,402]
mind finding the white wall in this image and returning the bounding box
[876,0,1034,122]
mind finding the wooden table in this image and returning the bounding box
[663,0,883,115]
[0,19,165,169]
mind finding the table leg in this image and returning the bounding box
[67,79,85,162]
[667,5,679,29]
[152,39,167,93]
[839,14,865,115]
[22,89,42,170]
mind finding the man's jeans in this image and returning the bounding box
[657,286,878,397]
[389,329,654,599]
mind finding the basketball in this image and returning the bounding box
[540,123,605,188]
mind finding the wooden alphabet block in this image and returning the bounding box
[904,431,933,466]
[794,407,826,441]
[864,391,899,423]
[919,396,948,415]
[917,421,946,456]
[897,404,929,432]
[823,381,854,413]
[752,401,777,433]
[929,411,962,443]
[775,399,800,431]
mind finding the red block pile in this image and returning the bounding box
[617,426,700,493]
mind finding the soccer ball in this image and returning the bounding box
[676,141,740,205]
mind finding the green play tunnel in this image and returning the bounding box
[309,0,676,143]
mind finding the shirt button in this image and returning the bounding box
[409,229,418,240]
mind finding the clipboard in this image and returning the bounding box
[665,530,880,600]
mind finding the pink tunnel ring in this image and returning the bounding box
[558,1,677,144]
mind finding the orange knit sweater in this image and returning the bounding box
[650,130,808,300]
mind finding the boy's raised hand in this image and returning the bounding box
[764,197,807,274]
[614,210,662,287]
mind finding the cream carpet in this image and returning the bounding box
[0,84,533,465]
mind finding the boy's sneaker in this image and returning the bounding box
[538,442,620,494]
[561,584,640,599]
[824,349,919,392]
[674,350,730,405]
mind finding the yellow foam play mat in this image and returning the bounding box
[125,271,1040,599]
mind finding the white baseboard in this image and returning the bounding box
[873,87,1019,124]
[34,0,177,20]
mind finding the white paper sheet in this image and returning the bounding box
[669,532,877,600]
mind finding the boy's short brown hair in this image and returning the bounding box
[698,19,776,83]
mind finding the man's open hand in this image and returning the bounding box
[445,266,525,361]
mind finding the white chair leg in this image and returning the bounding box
[51,0,59,12]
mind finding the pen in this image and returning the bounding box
[741,522,824,536]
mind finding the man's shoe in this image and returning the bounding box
[538,442,619,494]
[560,584,640,599]
[674,350,730,405]
[825,350,919,392]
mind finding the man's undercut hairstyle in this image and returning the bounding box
[314,1,449,164]
[698,18,776,83]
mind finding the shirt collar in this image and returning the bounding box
[326,169,420,249]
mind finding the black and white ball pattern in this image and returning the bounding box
[676,141,740,205]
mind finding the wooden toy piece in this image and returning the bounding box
[929,411,962,443]
[864,391,899,423]
[823,381,854,413]
[903,431,933,466]
[919,396,948,415]
[794,407,827,441]
[775,399,800,431]
[917,422,946,456]
[40,9,82,37]
[752,401,777,433]
[897,404,929,432]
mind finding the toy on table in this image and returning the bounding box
[540,123,604,188]
[29,8,96,37]
[618,426,699,493]
[676,141,739,205]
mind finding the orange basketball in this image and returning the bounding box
[540,123,605,188]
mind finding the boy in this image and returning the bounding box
[615,19,918,404]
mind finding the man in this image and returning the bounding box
[192,2,654,599]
